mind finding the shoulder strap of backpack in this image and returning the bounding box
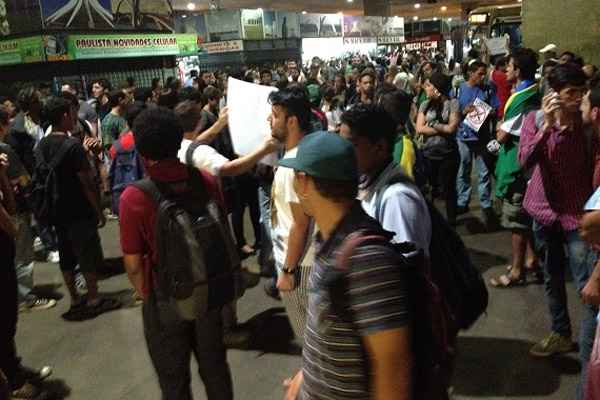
[44,138,77,170]
[130,178,163,206]
[185,141,205,167]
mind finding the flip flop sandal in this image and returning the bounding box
[490,273,527,288]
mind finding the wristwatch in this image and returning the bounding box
[281,266,297,275]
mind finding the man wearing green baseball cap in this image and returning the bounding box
[280,131,413,400]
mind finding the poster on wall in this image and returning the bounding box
[300,13,342,38]
[41,0,114,30]
[111,0,174,31]
[275,11,300,38]
[379,16,405,43]
[175,14,208,44]
[343,16,383,38]
[1,0,43,36]
[241,9,263,40]
[205,10,241,42]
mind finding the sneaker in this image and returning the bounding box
[11,382,39,399]
[530,332,575,357]
[46,251,60,264]
[20,297,57,312]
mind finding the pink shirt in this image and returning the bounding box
[518,112,594,231]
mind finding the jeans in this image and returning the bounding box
[258,184,274,275]
[14,213,34,303]
[456,140,493,209]
[533,222,598,400]
[142,292,233,400]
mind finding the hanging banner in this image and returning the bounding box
[205,10,242,42]
[66,33,198,60]
[1,0,43,37]
[344,16,405,43]
[201,40,243,54]
[0,36,45,66]
[241,9,264,40]
[263,10,276,39]
[300,13,342,38]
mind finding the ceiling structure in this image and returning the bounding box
[172,0,522,19]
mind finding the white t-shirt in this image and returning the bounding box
[271,147,315,267]
[178,138,229,176]
[360,163,431,256]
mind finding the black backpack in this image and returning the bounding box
[332,231,454,400]
[30,138,77,224]
[132,168,243,320]
[374,172,489,330]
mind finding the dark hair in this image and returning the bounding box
[313,177,358,203]
[495,56,507,69]
[126,76,135,87]
[359,70,376,83]
[151,78,161,90]
[44,96,71,127]
[268,86,312,133]
[125,103,146,128]
[509,48,539,82]
[132,107,183,161]
[560,51,576,61]
[92,78,111,91]
[17,86,39,112]
[548,63,587,92]
[275,79,289,91]
[59,91,79,108]
[174,100,202,132]
[260,69,272,78]
[203,86,222,102]
[178,87,203,104]
[134,87,154,103]
[543,59,558,73]
[190,70,198,78]
[157,92,179,109]
[340,103,396,154]
[0,105,10,126]
[321,85,336,102]
[108,89,126,108]
[377,88,412,128]
[468,61,488,74]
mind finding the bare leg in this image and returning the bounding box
[82,273,99,305]
[510,229,528,279]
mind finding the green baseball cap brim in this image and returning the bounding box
[278,131,358,182]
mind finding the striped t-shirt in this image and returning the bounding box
[300,203,411,400]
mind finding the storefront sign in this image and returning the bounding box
[205,10,242,41]
[0,36,44,66]
[66,33,198,60]
[201,40,244,54]
[377,36,405,44]
[343,37,376,45]
[404,40,438,51]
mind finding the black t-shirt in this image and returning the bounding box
[37,134,96,224]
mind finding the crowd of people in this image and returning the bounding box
[1,41,600,400]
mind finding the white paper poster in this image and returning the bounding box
[464,97,492,132]
[227,77,278,165]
